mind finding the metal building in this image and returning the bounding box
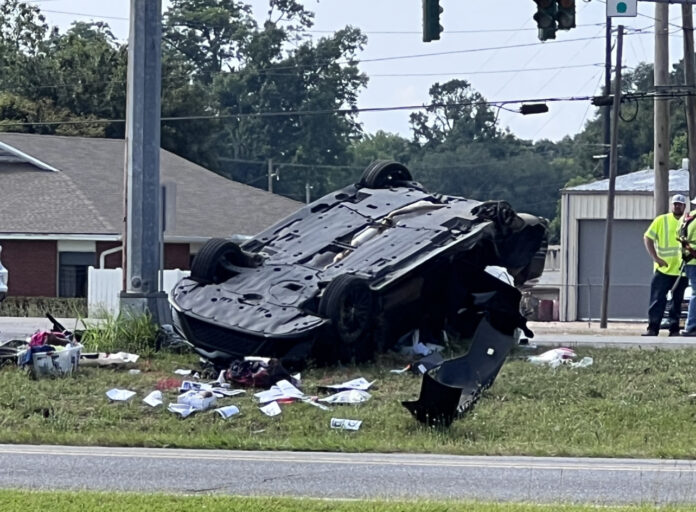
[560,167,689,321]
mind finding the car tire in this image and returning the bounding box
[318,274,375,361]
[190,238,260,285]
[360,160,413,189]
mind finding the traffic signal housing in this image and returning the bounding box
[423,0,443,42]
[533,0,557,41]
[556,0,576,30]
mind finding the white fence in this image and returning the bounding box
[87,267,190,318]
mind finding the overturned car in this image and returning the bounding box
[170,161,548,424]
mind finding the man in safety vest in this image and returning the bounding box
[643,194,688,336]
[678,197,696,335]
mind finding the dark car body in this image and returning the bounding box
[170,162,548,372]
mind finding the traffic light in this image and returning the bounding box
[533,0,557,41]
[556,0,576,30]
[422,0,443,43]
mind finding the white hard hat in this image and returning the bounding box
[672,194,687,204]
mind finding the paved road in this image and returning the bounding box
[0,445,695,504]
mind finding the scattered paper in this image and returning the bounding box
[319,389,371,404]
[330,418,362,430]
[143,390,163,407]
[244,356,271,364]
[106,388,136,401]
[174,369,191,375]
[215,405,240,419]
[322,377,375,391]
[211,388,246,398]
[168,403,195,418]
[302,398,332,411]
[180,380,213,393]
[128,369,141,375]
[255,379,306,403]
[259,401,282,417]
[178,390,217,411]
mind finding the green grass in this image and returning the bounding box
[2,344,696,458]
[0,490,691,512]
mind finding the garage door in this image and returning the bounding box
[577,219,653,320]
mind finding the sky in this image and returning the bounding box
[26,0,692,142]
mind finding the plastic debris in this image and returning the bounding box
[174,369,192,376]
[570,356,593,368]
[527,348,577,368]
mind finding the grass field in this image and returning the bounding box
[2,342,696,459]
[0,490,692,512]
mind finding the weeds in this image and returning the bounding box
[79,312,159,356]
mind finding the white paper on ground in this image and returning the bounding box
[174,369,192,375]
[168,403,195,418]
[330,418,362,430]
[212,388,246,397]
[106,388,136,401]
[570,356,593,368]
[143,390,163,407]
[302,398,332,411]
[319,390,371,404]
[180,381,213,392]
[255,379,306,403]
[259,401,282,416]
[323,377,375,391]
[215,405,240,419]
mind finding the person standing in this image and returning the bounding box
[679,198,696,336]
[643,194,688,336]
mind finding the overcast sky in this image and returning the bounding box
[28,0,690,142]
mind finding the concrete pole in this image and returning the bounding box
[654,3,670,216]
[683,4,696,199]
[600,25,624,329]
[120,0,170,323]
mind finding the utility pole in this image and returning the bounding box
[600,25,624,329]
[683,4,696,199]
[654,2,670,216]
[603,17,613,178]
[120,0,169,323]
[267,159,274,193]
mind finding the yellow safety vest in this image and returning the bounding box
[644,212,682,275]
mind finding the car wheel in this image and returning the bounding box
[360,160,413,189]
[318,274,375,361]
[190,238,260,285]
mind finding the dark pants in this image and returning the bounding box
[647,270,687,333]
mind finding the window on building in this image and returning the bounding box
[59,252,96,298]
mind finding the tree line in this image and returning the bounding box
[0,0,693,242]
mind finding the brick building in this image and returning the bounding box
[0,133,301,298]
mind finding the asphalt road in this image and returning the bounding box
[0,445,695,504]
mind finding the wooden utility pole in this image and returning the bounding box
[600,25,624,329]
[603,17,613,179]
[683,4,696,199]
[655,3,670,215]
[267,159,274,193]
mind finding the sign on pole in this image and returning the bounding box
[607,0,637,17]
